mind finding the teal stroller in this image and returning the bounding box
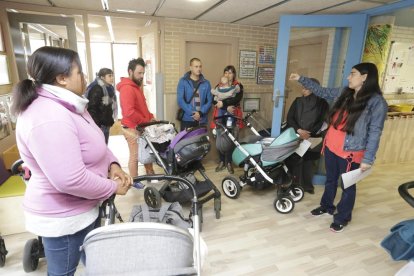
[217,114,304,214]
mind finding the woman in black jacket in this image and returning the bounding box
[86,68,118,144]
[286,78,329,194]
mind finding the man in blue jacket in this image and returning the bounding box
[177,58,212,131]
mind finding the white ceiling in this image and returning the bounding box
[5,0,410,42]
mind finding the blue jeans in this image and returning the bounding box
[42,219,98,276]
[100,125,110,144]
[320,147,360,225]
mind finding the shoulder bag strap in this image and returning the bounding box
[183,81,202,104]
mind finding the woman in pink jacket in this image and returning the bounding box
[11,46,132,275]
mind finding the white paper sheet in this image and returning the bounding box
[341,168,372,189]
[295,139,311,157]
[307,137,323,149]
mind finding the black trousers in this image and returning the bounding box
[285,151,320,191]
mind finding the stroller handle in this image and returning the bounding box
[136,120,174,131]
[398,181,414,208]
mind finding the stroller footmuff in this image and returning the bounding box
[137,122,221,224]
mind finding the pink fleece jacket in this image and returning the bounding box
[16,88,118,218]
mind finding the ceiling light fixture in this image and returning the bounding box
[145,20,152,27]
[101,0,109,11]
[116,9,144,14]
[105,16,115,42]
[88,23,101,28]
[7,9,19,13]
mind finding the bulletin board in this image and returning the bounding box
[382,42,414,94]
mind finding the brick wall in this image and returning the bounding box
[163,18,278,95]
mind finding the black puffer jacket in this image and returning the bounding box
[87,85,115,127]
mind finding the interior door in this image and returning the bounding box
[271,14,369,137]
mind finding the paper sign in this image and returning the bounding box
[307,137,322,149]
[295,139,311,157]
[341,168,372,189]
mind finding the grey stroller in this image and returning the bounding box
[81,175,202,276]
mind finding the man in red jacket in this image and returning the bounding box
[117,58,154,177]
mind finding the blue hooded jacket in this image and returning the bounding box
[177,72,212,124]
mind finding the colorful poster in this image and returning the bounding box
[258,45,275,65]
[362,24,393,86]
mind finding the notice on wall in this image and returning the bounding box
[239,50,257,79]
[382,42,414,94]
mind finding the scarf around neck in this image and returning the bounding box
[41,84,89,114]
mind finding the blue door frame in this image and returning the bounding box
[271,14,368,137]
[271,0,414,137]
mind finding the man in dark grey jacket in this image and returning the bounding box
[286,78,329,194]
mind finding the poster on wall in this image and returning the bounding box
[0,95,11,141]
[382,42,414,94]
[361,24,392,86]
[239,50,257,79]
[256,67,275,85]
[257,45,275,65]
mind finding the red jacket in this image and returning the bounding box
[117,77,154,129]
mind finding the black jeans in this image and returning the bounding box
[321,146,359,225]
[285,151,320,191]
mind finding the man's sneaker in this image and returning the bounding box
[330,222,347,233]
[310,206,332,216]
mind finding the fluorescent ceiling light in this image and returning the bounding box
[116,9,145,14]
[145,20,152,27]
[105,16,115,42]
[101,0,109,11]
[28,24,44,34]
[7,9,19,13]
[88,23,101,28]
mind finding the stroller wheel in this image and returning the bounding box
[23,238,40,272]
[273,196,295,214]
[144,187,162,209]
[289,186,304,202]
[0,237,7,267]
[222,176,242,199]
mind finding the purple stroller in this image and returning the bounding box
[137,121,221,226]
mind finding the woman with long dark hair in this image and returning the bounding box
[210,65,244,174]
[12,46,131,275]
[290,62,387,233]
